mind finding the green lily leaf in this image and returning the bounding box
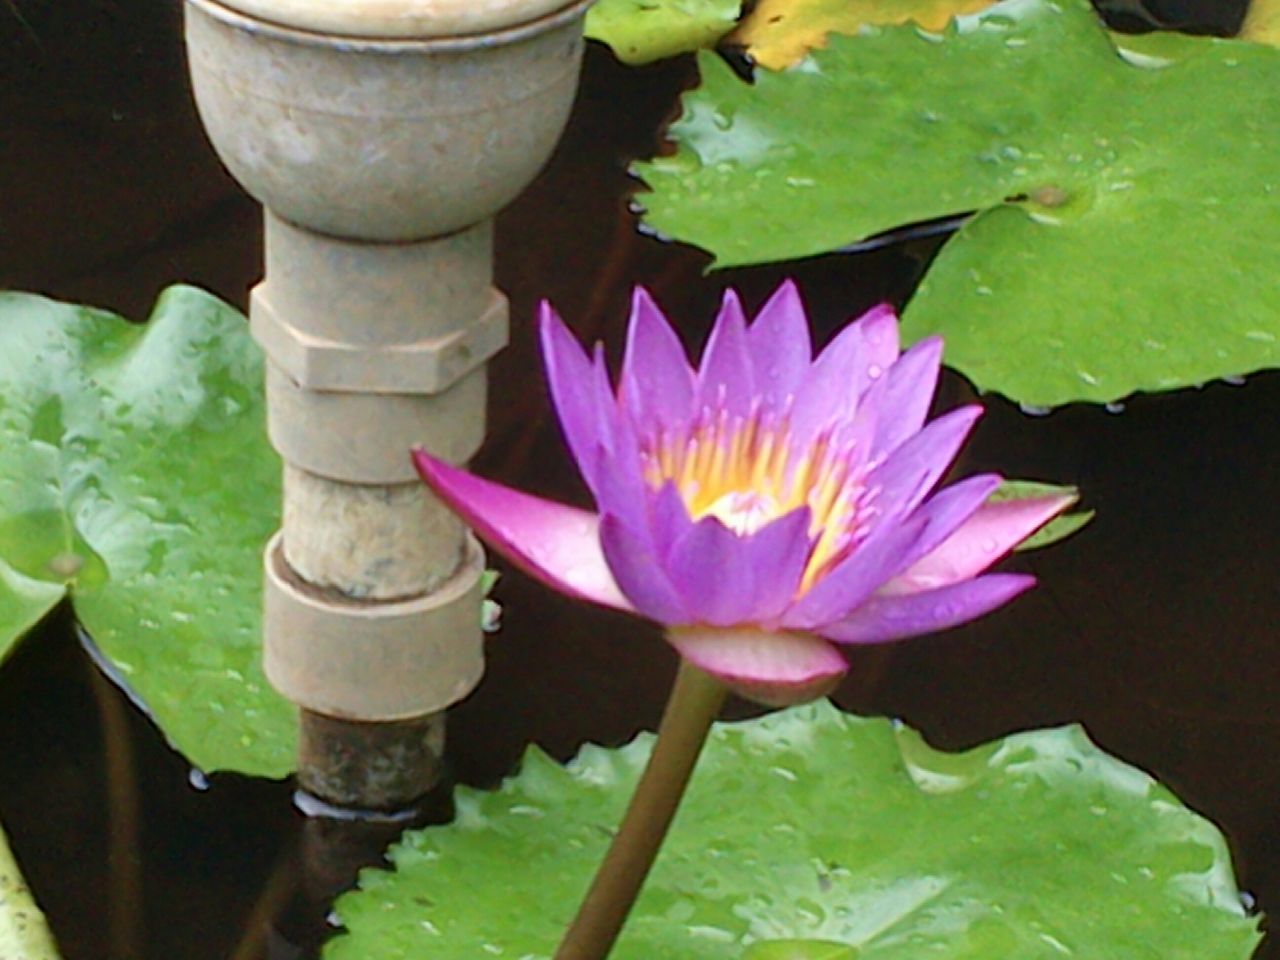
[0,287,294,777]
[1,823,60,959]
[586,0,744,64]
[326,703,1260,959]
[0,565,65,666]
[742,940,856,960]
[635,0,1280,407]
[996,480,1092,550]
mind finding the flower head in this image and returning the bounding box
[413,282,1071,706]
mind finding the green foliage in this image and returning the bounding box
[586,0,743,64]
[636,0,1280,406]
[0,287,294,777]
[0,823,60,960]
[327,703,1260,959]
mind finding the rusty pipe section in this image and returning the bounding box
[184,0,590,809]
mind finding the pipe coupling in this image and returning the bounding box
[264,362,486,484]
[263,530,486,720]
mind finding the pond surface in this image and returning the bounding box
[0,0,1275,956]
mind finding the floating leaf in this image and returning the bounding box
[996,480,1092,550]
[743,940,857,960]
[0,287,294,777]
[586,0,744,64]
[0,565,65,667]
[0,823,60,960]
[635,0,1280,407]
[326,703,1260,959]
[736,0,996,70]
[1241,1,1280,45]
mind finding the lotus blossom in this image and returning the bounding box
[413,282,1072,707]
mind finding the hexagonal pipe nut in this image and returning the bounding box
[263,530,486,720]
[251,285,508,394]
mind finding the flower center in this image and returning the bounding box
[704,489,781,536]
[642,404,874,592]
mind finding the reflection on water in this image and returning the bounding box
[0,0,1273,956]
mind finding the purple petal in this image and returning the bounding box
[667,627,848,707]
[696,289,755,417]
[820,574,1035,644]
[666,507,812,627]
[740,508,814,623]
[896,473,1004,574]
[780,515,930,630]
[871,337,943,459]
[886,492,1075,595]
[413,451,631,612]
[665,515,758,627]
[649,481,696,560]
[539,304,617,489]
[789,303,899,450]
[821,370,886,479]
[781,475,998,631]
[620,287,695,435]
[746,280,812,409]
[586,414,650,534]
[599,514,690,623]
[863,405,984,532]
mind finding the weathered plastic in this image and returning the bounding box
[182,0,590,808]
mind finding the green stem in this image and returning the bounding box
[553,659,728,960]
[1242,0,1280,43]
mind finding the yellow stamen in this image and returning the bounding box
[643,407,869,594]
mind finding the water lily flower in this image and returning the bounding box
[413,282,1071,707]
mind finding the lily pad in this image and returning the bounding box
[0,823,60,960]
[1241,2,1280,45]
[635,0,1280,407]
[586,0,744,64]
[0,287,294,777]
[326,702,1260,959]
[736,0,996,70]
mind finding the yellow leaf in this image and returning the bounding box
[1241,0,1280,46]
[737,0,998,70]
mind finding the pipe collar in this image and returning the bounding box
[264,530,486,720]
[265,362,486,484]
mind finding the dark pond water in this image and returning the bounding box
[1,0,1275,956]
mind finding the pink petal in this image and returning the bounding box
[895,473,1004,575]
[820,574,1036,644]
[747,280,812,408]
[667,626,848,707]
[885,493,1076,595]
[620,287,695,436]
[413,451,632,612]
